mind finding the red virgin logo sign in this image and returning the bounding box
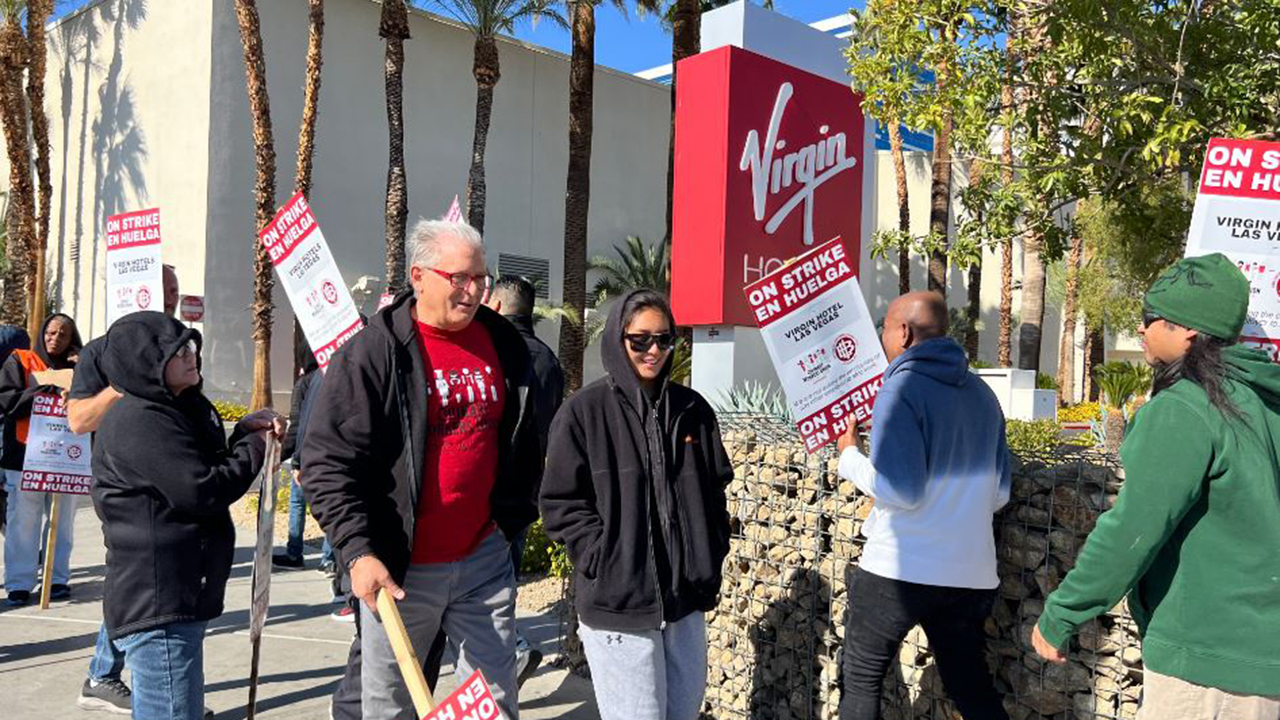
[672,46,864,327]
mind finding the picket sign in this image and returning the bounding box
[743,237,887,453]
[421,669,503,720]
[259,193,363,371]
[378,589,437,716]
[105,208,163,326]
[245,436,283,720]
[20,391,92,610]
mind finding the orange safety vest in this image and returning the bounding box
[10,349,48,445]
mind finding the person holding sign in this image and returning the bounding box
[0,313,82,607]
[540,289,733,720]
[834,292,1010,720]
[304,220,541,720]
[1032,255,1280,719]
[91,312,281,720]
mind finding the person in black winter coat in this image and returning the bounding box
[540,289,733,720]
[91,312,283,720]
[0,324,29,535]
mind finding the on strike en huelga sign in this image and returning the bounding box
[421,669,502,720]
[105,208,163,326]
[21,393,92,495]
[1184,138,1280,358]
[744,237,887,453]
[260,192,362,370]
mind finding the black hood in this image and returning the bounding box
[601,290,674,404]
[35,313,82,369]
[103,312,201,403]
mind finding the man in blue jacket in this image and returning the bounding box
[835,292,1011,720]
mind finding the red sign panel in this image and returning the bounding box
[672,46,865,327]
[1198,138,1280,201]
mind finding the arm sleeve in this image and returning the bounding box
[300,343,387,564]
[538,408,605,579]
[838,379,929,510]
[1038,398,1213,649]
[281,373,310,462]
[107,405,266,516]
[995,416,1013,511]
[68,341,108,399]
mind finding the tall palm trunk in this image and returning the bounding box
[1056,232,1083,404]
[25,0,52,337]
[664,0,699,248]
[293,0,324,379]
[1084,322,1104,401]
[997,36,1016,367]
[889,119,910,294]
[964,159,984,359]
[235,0,278,410]
[466,34,499,236]
[1016,14,1051,374]
[927,50,952,295]
[557,0,594,393]
[0,17,33,328]
[381,0,410,295]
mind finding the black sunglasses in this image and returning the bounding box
[1142,311,1162,329]
[625,332,676,353]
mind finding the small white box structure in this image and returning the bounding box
[975,369,1058,421]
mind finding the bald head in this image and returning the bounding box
[882,291,948,362]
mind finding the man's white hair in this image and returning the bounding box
[407,219,484,272]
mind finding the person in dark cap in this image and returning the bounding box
[0,313,82,606]
[1033,253,1280,719]
[91,312,282,720]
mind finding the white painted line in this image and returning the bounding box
[0,613,352,647]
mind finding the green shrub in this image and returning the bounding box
[1094,361,1153,410]
[1006,419,1062,456]
[548,542,573,579]
[1036,372,1060,390]
[521,519,553,575]
[213,400,249,423]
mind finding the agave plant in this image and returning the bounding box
[715,381,792,421]
[1093,361,1152,454]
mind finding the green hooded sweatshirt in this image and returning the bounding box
[1039,345,1280,695]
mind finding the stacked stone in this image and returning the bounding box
[703,416,1144,720]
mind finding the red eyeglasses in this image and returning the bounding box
[428,268,494,294]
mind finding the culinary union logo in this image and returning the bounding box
[834,334,858,363]
[67,445,82,460]
[322,280,339,305]
[137,286,152,309]
[739,82,859,247]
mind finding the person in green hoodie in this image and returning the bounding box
[1032,253,1280,719]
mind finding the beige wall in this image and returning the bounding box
[38,0,213,340]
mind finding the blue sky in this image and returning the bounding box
[510,1,864,74]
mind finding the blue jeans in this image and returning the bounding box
[3,469,77,591]
[285,477,333,565]
[88,622,126,681]
[115,620,208,720]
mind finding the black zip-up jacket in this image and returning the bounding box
[540,290,733,631]
[0,313,81,470]
[302,291,541,583]
[91,313,266,638]
[506,313,565,458]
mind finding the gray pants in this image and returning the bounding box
[580,612,708,720]
[360,531,518,720]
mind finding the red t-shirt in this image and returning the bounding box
[410,320,505,564]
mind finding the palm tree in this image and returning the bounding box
[432,0,565,236]
[589,235,669,305]
[293,0,324,379]
[888,120,911,294]
[1056,232,1083,404]
[0,0,33,328]
[997,21,1015,366]
[926,20,957,296]
[24,0,51,340]
[662,0,696,246]
[381,0,411,295]
[234,0,278,410]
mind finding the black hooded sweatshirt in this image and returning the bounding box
[302,291,541,584]
[540,290,733,631]
[0,313,82,470]
[91,312,266,639]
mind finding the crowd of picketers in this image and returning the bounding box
[0,220,1275,720]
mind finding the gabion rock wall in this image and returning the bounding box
[705,414,1142,720]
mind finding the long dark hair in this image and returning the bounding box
[1152,333,1241,420]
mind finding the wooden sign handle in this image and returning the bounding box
[377,588,436,716]
[39,494,61,611]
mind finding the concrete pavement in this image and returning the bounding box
[0,500,600,719]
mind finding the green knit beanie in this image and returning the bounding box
[1143,253,1250,341]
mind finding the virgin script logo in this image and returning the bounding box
[739,82,858,246]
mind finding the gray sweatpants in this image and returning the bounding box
[360,531,518,720]
[580,612,708,720]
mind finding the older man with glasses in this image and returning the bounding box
[303,219,541,720]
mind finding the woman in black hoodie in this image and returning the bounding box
[540,290,733,720]
[92,312,282,720]
[0,313,82,606]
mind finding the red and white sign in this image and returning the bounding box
[179,295,205,322]
[421,669,502,720]
[105,208,162,326]
[260,192,362,370]
[444,194,465,223]
[1185,138,1280,357]
[20,393,92,495]
[745,237,887,452]
[672,46,865,327]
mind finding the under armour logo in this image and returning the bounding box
[605,634,624,646]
